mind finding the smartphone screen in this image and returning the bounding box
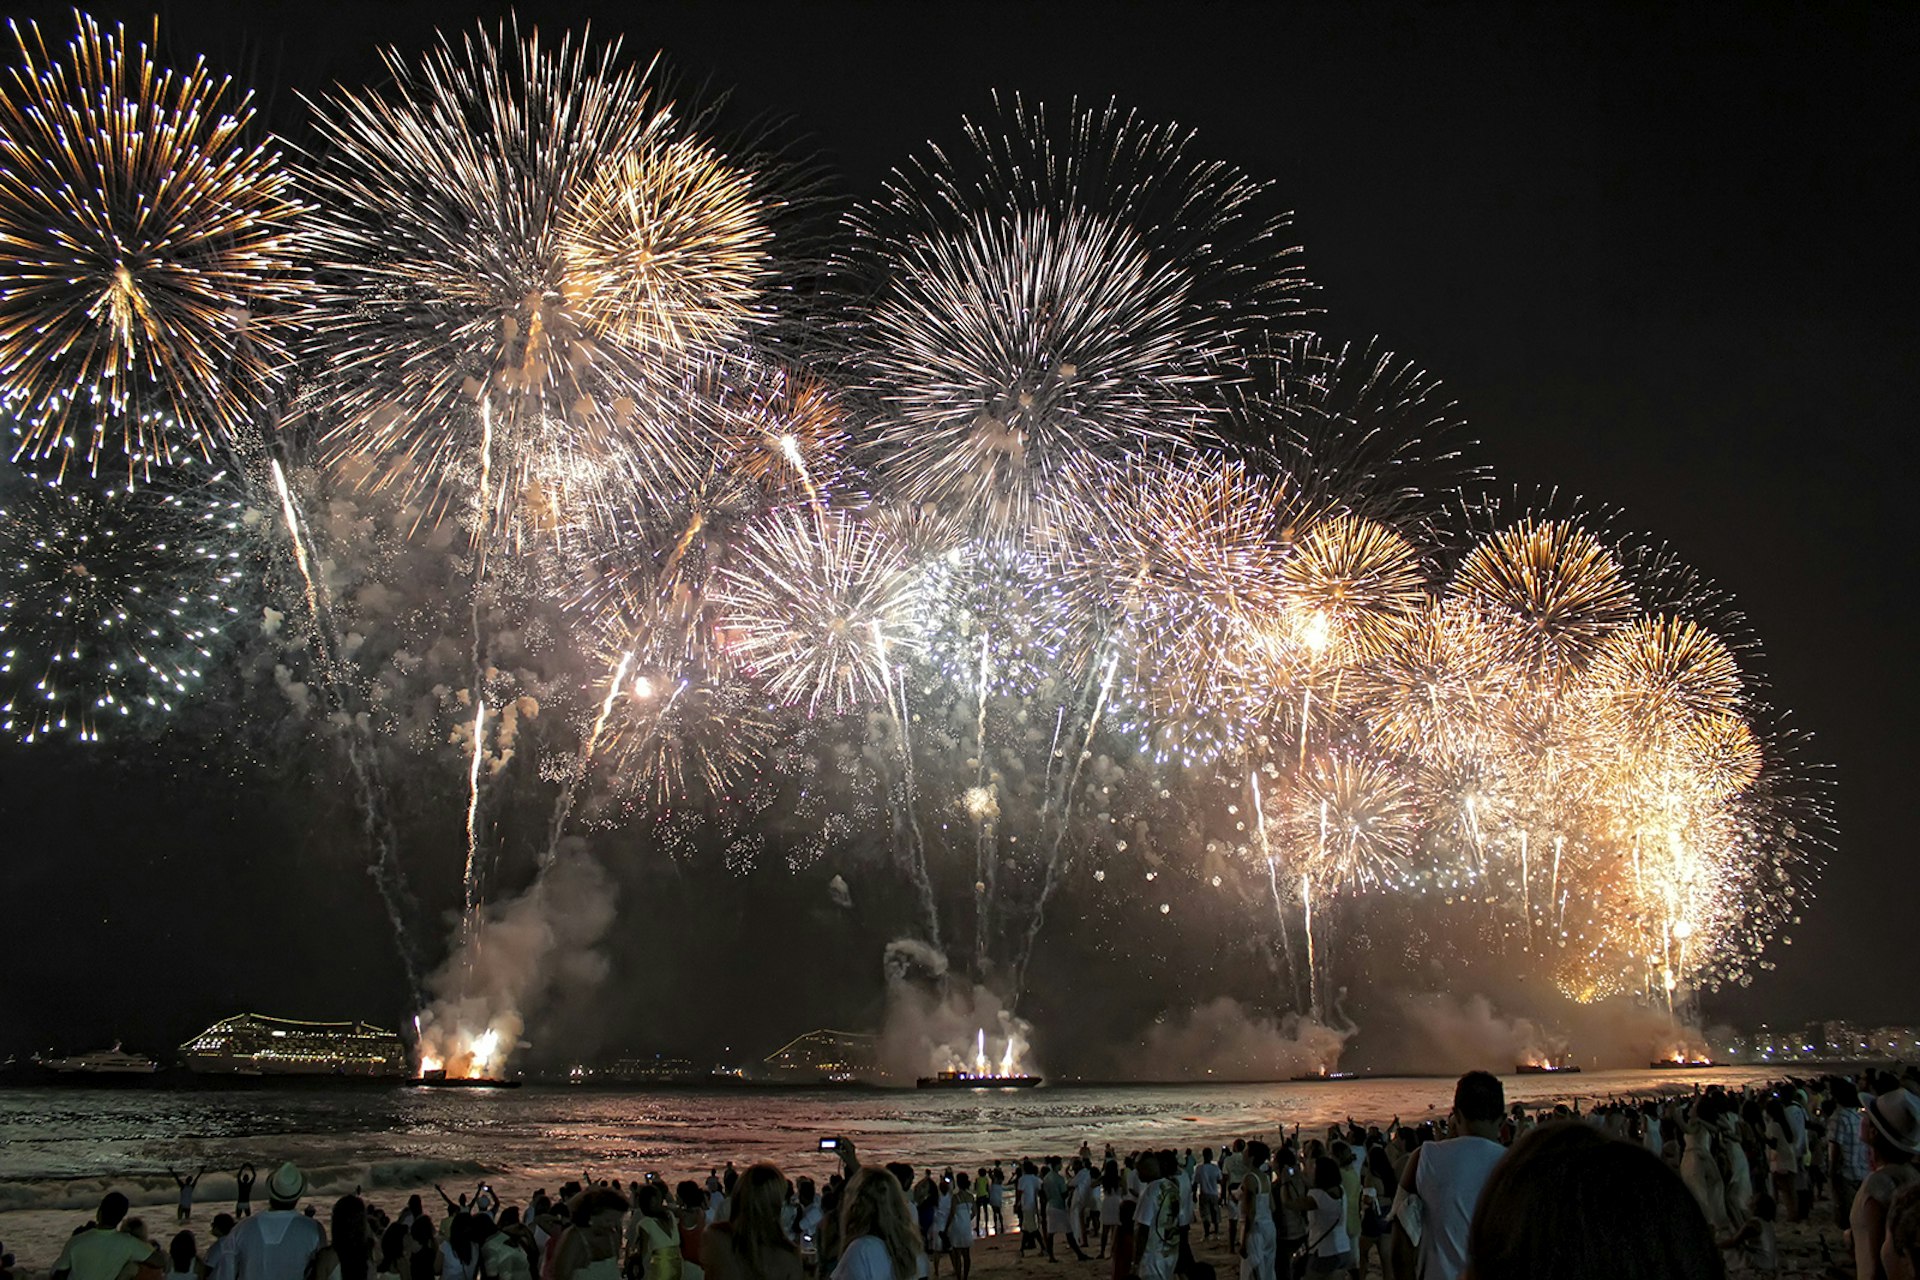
[819,1139,840,1151]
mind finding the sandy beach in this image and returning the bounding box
[0,1178,1856,1279]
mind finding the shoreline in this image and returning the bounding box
[1,1060,1879,1091]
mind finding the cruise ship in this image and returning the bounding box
[181,1014,408,1078]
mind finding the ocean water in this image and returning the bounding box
[0,1066,1782,1215]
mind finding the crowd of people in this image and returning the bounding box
[31,1066,1920,1280]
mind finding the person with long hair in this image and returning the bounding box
[1096,1162,1123,1260]
[552,1190,629,1280]
[311,1197,374,1280]
[375,1225,408,1280]
[832,1169,918,1280]
[165,1232,201,1280]
[1235,1141,1274,1280]
[943,1175,972,1280]
[406,1217,436,1280]
[702,1164,800,1280]
[442,1214,478,1280]
[672,1184,707,1280]
[1358,1145,1397,1280]
[1302,1156,1352,1278]
[1467,1122,1723,1280]
[629,1186,682,1280]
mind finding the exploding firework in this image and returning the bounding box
[712,507,922,715]
[1356,598,1518,760]
[8,17,1814,1052]
[844,95,1304,532]
[1582,614,1744,748]
[593,616,779,804]
[559,128,774,354]
[300,20,768,531]
[0,14,305,470]
[914,535,1102,701]
[712,363,851,505]
[1454,517,1638,680]
[1281,751,1419,893]
[0,456,246,742]
[1279,513,1428,667]
[1049,455,1290,762]
[1240,335,1476,533]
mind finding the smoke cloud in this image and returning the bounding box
[875,939,1035,1080]
[1372,989,1713,1073]
[415,842,617,1077]
[1135,998,1349,1081]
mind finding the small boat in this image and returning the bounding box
[37,1044,162,1075]
[915,1070,1041,1089]
[413,1069,521,1089]
[1649,1059,1715,1070]
[1515,1062,1581,1075]
[1289,1071,1357,1082]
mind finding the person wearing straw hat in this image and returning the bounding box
[212,1164,325,1280]
[1850,1088,1920,1280]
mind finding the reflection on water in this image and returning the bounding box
[0,1067,1784,1198]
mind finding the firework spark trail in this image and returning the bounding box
[873,624,941,953]
[268,458,319,618]
[339,719,424,1002]
[1249,770,1300,1007]
[541,650,633,865]
[1302,870,1319,1022]
[1010,648,1119,1005]
[256,452,423,998]
[971,632,994,977]
[461,398,497,920]
[463,700,488,921]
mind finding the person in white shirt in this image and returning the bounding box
[1015,1162,1042,1257]
[1195,1151,1223,1240]
[212,1164,326,1280]
[1132,1155,1179,1280]
[1222,1140,1248,1252]
[1302,1157,1352,1277]
[1399,1072,1508,1280]
[1068,1159,1095,1254]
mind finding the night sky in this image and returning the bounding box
[2,1,1914,1060]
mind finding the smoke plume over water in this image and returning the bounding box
[415,843,617,1076]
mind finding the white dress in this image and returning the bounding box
[1239,1171,1276,1280]
[1719,1116,1755,1221]
[1681,1123,1731,1233]
[946,1197,974,1249]
[929,1193,952,1251]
